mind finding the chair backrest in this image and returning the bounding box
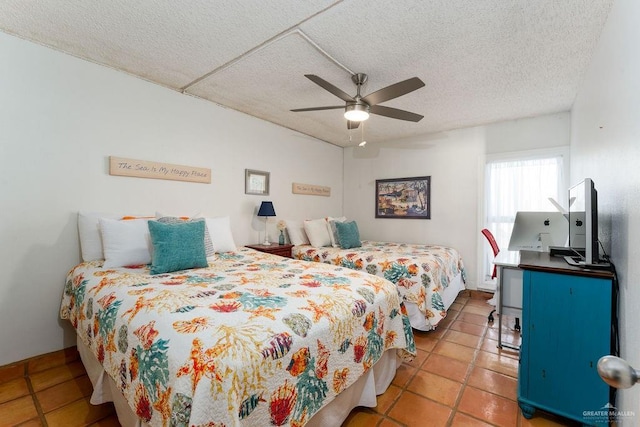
[481,228,500,257]
[481,228,500,279]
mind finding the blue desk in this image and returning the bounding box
[517,251,614,426]
[494,251,522,350]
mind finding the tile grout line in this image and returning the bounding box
[378,327,435,427]
[368,295,517,427]
[380,296,493,427]
[373,300,460,427]
[463,308,522,426]
[450,299,522,426]
[445,298,499,426]
[24,361,49,427]
[27,363,117,426]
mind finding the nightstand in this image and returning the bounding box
[245,243,294,259]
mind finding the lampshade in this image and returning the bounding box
[257,201,276,217]
[344,103,370,122]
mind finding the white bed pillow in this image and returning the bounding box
[204,216,237,252]
[155,211,202,219]
[99,218,152,268]
[304,218,332,248]
[285,220,310,246]
[78,212,121,261]
[326,216,347,247]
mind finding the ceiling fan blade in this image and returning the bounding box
[305,74,355,102]
[347,120,360,130]
[362,77,425,106]
[291,106,344,112]
[370,105,424,122]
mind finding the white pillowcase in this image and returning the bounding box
[204,216,237,252]
[78,212,122,261]
[99,218,152,268]
[285,220,310,246]
[326,216,347,247]
[304,218,332,248]
[155,211,202,219]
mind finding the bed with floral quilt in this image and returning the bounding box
[60,248,415,427]
[292,241,466,331]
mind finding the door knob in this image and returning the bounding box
[597,355,640,389]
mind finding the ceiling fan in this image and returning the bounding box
[291,73,425,129]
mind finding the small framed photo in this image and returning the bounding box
[245,169,270,195]
[375,176,431,219]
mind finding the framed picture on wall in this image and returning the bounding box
[375,176,431,219]
[245,169,270,195]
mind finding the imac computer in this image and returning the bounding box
[565,178,608,268]
[508,211,568,252]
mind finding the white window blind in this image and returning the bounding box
[482,153,566,286]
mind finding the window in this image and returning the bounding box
[481,149,568,289]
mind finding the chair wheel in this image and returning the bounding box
[514,317,521,332]
[488,309,495,323]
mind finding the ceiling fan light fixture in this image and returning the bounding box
[292,74,425,130]
[344,103,369,122]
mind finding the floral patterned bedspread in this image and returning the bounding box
[292,241,466,329]
[60,248,415,427]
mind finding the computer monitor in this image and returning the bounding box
[568,178,600,265]
[508,211,568,252]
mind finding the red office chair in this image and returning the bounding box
[481,228,500,322]
[481,228,500,279]
[482,228,521,332]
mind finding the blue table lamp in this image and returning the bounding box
[257,201,276,245]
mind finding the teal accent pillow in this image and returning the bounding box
[148,220,208,275]
[335,221,361,249]
[157,216,215,257]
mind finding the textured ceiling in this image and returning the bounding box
[0,0,614,147]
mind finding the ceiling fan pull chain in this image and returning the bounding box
[359,120,367,147]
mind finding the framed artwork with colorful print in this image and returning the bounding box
[375,176,431,219]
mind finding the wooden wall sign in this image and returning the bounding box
[109,156,211,184]
[292,182,331,197]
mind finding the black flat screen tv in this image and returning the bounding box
[568,178,599,265]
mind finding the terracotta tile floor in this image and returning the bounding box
[341,293,581,427]
[0,293,579,426]
[0,347,118,426]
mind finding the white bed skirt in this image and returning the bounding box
[404,271,465,331]
[77,338,400,427]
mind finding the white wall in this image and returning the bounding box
[343,112,570,290]
[343,127,483,289]
[485,112,570,154]
[0,32,343,366]
[570,0,640,421]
